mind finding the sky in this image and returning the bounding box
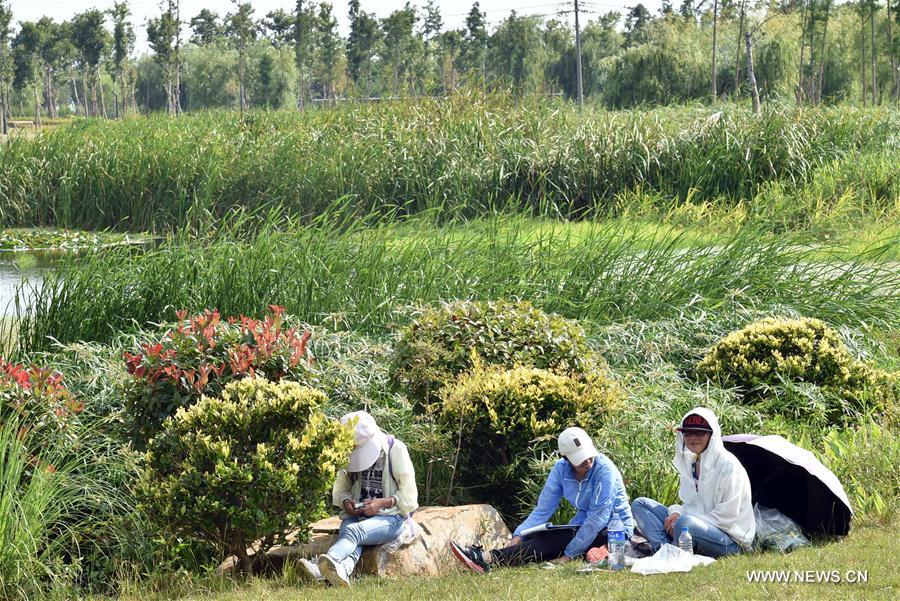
[7,0,665,53]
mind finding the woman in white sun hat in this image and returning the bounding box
[299,411,418,587]
[449,426,633,572]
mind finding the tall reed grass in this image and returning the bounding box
[12,216,899,355]
[0,419,78,598]
[1,94,897,231]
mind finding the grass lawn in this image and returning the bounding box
[386,216,900,263]
[118,520,898,601]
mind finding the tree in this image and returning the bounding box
[542,19,572,96]
[796,0,832,104]
[226,2,256,111]
[889,0,897,101]
[711,0,719,102]
[35,17,72,118]
[463,2,487,83]
[189,8,222,46]
[437,28,464,91]
[855,0,868,104]
[346,0,380,94]
[293,1,315,109]
[147,1,179,114]
[745,31,761,114]
[12,21,44,125]
[679,0,697,19]
[869,0,878,103]
[262,9,294,47]
[733,0,747,101]
[380,3,421,95]
[489,12,543,96]
[314,2,340,101]
[256,52,284,107]
[422,0,443,93]
[552,13,622,98]
[71,9,109,116]
[110,2,136,116]
[624,4,652,46]
[0,0,12,133]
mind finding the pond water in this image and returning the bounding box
[0,255,48,317]
[0,239,154,317]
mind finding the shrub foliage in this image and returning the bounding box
[439,362,621,518]
[698,317,898,422]
[0,358,83,451]
[391,300,595,408]
[124,306,313,446]
[139,377,353,574]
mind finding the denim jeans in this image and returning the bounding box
[631,497,743,558]
[325,514,406,575]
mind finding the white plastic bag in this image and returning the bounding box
[753,504,810,553]
[378,515,420,555]
[631,544,715,575]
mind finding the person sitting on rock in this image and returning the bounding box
[298,410,418,587]
[449,426,633,572]
[631,407,755,558]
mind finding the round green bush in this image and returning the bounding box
[439,362,621,519]
[698,317,897,422]
[390,300,596,409]
[138,377,353,574]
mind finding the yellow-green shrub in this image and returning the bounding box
[139,378,353,574]
[439,363,621,518]
[698,317,897,421]
[391,300,596,409]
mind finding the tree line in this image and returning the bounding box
[0,0,898,128]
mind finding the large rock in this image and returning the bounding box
[218,504,511,577]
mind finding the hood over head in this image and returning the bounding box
[673,406,724,475]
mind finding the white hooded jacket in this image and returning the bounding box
[667,407,756,549]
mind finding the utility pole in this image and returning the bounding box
[574,0,584,108]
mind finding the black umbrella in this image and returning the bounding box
[722,434,853,537]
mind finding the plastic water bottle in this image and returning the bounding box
[678,527,693,555]
[608,517,626,571]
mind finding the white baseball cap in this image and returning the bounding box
[341,411,388,472]
[558,427,597,467]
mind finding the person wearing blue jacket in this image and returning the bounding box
[450,427,633,572]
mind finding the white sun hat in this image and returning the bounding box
[341,411,388,472]
[558,427,598,467]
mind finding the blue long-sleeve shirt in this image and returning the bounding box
[513,454,634,558]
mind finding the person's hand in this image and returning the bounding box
[549,555,572,565]
[664,512,681,537]
[509,536,523,546]
[361,497,394,516]
[343,499,361,516]
[586,546,608,564]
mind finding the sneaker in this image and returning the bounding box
[449,541,491,574]
[318,554,351,588]
[297,557,323,583]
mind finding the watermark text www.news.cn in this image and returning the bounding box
[746,570,868,584]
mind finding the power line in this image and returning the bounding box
[443,3,569,19]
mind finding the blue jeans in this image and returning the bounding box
[325,514,405,575]
[631,497,743,558]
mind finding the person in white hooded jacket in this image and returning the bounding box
[631,407,755,557]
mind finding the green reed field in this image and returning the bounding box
[0,94,897,234]
[10,216,900,356]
